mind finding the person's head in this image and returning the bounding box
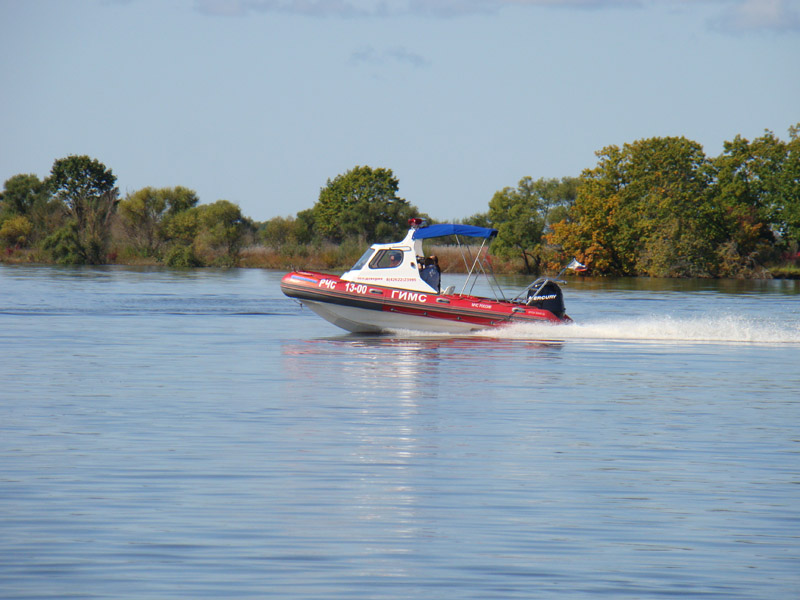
[389,252,401,266]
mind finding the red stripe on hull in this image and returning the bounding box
[281,271,568,332]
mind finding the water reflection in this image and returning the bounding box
[281,334,563,401]
[279,337,430,581]
[278,334,566,583]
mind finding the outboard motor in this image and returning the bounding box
[526,278,566,318]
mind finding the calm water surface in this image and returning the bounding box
[1,265,799,599]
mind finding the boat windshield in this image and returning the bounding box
[350,248,374,271]
[369,250,403,269]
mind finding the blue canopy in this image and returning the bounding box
[412,224,497,240]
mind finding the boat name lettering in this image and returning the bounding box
[472,302,492,309]
[391,290,428,303]
[344,282,368,294]
[318,278,337,290]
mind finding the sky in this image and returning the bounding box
[1,0,798,222]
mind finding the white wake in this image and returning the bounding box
[478,314,800,345]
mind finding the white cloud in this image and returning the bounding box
[194,0,638,18]
[504,0,640,7]
[710,0,800,33]
[192,0,800,34]
[195,0,373,17]
[195,0,248,17]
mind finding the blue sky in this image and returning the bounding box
[1,0,798,222]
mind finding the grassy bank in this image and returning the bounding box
[4,242,799,279]
[768,263,800,279]
[237,243,532,275]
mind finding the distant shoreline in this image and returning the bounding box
[3,246,798,279]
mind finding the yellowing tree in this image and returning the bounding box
[550,138,718,277]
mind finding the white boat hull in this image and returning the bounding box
[302,299,482,334]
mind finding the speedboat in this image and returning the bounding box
[280,219,581,334]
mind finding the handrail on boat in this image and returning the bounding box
[457,235,506,301]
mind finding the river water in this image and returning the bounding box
[1,264,799,599]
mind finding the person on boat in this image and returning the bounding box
[389,252,402,267]
[421,256,440,292]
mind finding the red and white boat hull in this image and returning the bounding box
[281,271,569,334]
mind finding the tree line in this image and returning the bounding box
[547,128,800,277]
[254,125,799,278]
[2,125,798,276]
[0,155,251,267]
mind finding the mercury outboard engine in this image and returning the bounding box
[526,277,566,318]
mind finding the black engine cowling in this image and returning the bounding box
[526,279,566,318]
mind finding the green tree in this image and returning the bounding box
[711,125,800,260]
[47,155,118,264]
[118,186,199,257]
[623,137,716,276]
[294,209,315,244]
[259,216,305,249]
[196,200,247,265]
[460,212,491,228]
[159,199,247,267]
[118,187,167,257]
[779,125,800,248]
[42,220,83,265]
[488,176,578,274]
[163,186,200,215]
[0,174,57,249]
[711,133,780,274]
[0,174,49,217]
[311,166,420,242]
[162,208,202,267]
